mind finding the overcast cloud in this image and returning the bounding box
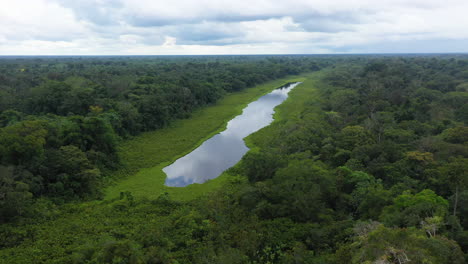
[0,0,467,55]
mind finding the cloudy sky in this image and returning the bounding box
[1,0,468,55]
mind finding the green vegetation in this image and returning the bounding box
[1,55,468,263]
[106,75,306,200]
[0,55,325,221]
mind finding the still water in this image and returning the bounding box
[164,82,301,187]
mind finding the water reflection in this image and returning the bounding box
[164,82,301,187]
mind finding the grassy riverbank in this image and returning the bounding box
[105,74,308,200]
[244,71,324,150]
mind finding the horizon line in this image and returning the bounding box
[1,52,468,57]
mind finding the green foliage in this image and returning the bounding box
[0,165,33,222]
[380,189,449,227]
[0,109,23,128]
[337,167,392,219]
[442,126,468,144]
[28,81,73,115]
[342,224,465,264]
[263,159,335,222]
[338,126,375,151]
[1,55,467,263]
[241,151,287,183]
[74,239,145,264]
[0,120,47,165]
[329,89,359,116]
[42,145,101,199]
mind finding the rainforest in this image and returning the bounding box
[0,55,467,263]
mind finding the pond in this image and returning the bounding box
[163,82,301,187]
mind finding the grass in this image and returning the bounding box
[244,71,325,150]
[272,73,323,122]
[105,74,308,200]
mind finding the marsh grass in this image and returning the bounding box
[105,74,309,200]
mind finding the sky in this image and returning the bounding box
[1,0,468,55]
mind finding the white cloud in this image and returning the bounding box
[119,34,143,45]
[0,0,468,54]
[162,36,177,46]
[0,0,90,41]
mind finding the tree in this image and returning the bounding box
[363,112,395,143]
[0,165,33,222]
[0,120,47,165]
[338,125,374,151]
[439,157,468,216]
[256,159,335,222]
[353,180,391,220]
[241,151,286,183]
[380,189,449,227]
[442,126,468,144]
[329,89,359,117]
[73,239,145,264]
[114,102,141,136]
[61,76,98,115]
[42,145,101,198]
[340,224,465,264]
[420,215,443,238]
[28,81,71,115]
[0,110,23,128]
